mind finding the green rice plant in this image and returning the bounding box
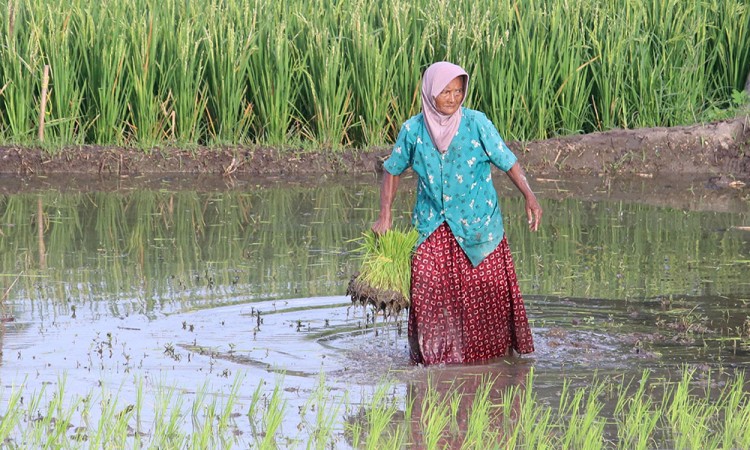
[202,0,256,144]
[502,369,555,448]
[0,382,23,443]
[301,371,346,449]
[587,3,633,130]
[547,1,597,135]
[259,378,288,449]
[663,369,722,450]
[626,0,707,127]
[2,0,750,149]
[708,0,750,98]
[87,384,134,448]
[246,379,269,442]
[507,2,566,140]
[298,19,355,150]
[418,379,455,449]
[469,10,517,138]
[0,0,43,143]
[151,383,187,448]
[559,380,607,448]
[216,372,244,448]
[352,229,418,304]
[78,2,131,145]
[162,1,208,145]
[378,0,429,132]
[126,9,169,147]
[718,372,750,449]
[354,381,408,449]
[190,378,243,448]
[345,1,397,147]
[613,370,660,450]
[246,3,302,147]
[190,392,217,449]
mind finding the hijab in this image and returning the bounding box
[421,61,469,153]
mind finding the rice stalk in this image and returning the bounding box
[298,18,355,150]
[78,1,130,144]
[0,0,43,143]
[260,379,287,449]
[39,4,86,147]
[417,379,456,449]
[613,370,660,450]
[202,0,256,144]
[246,2,302,147]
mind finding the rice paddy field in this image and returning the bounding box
[0,172,748,448]
[2,0,750,448]
[1,0,749,150]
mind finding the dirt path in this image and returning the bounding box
[0,116,748,180]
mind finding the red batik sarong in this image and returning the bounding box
[408,223,534,365]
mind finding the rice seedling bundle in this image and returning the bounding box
[347,228,418,317]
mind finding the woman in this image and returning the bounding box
[372,61,541,365]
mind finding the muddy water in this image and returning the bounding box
[0,172,748,445]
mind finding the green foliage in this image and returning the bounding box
[699,89,750,123]
[1,0,749,149]
[353,229,418,302]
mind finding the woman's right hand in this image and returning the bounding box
[371,215,392,235]
[372,172,400,235]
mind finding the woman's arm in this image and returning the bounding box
[371,172,400,234]
[505,162,542,231]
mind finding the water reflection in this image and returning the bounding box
[0,175,747,320]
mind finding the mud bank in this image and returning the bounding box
[0,116,748,178]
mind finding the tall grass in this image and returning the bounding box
[1,367,750,447]
[202,0,255,144]
[0,0,748,149]
[246,2,301,147]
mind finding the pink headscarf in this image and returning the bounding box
[421,61,469,153]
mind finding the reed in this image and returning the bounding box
[1,0,747,149]
[613,370,660,450]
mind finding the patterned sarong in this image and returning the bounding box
[408,223,534,365]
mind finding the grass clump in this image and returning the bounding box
[347,228,418,317]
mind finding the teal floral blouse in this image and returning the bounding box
[383,108,518,267]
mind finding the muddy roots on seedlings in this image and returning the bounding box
[347,229,417,318]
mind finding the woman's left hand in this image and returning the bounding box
[506,163,542,231]
[525,195,542,232]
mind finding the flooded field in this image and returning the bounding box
[0,172,748,447]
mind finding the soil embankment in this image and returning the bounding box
[0,116,748,179]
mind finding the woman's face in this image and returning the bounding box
[434,76,465,115]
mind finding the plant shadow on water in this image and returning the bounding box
[0,173,748,446]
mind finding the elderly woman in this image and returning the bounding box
[372,61,541,365]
